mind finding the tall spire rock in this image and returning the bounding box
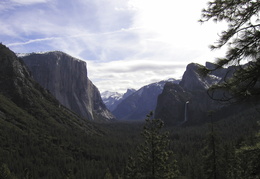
[21,51,114,121]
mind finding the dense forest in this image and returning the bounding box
[0,101,259,178]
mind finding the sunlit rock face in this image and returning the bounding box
[22,51,114,121]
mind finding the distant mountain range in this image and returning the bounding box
[100,61,257,125]
[101,89,136,111]
[111,79,180,121]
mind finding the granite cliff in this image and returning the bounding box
[0,43,95,131]
[155,62,248,125]
[155,62,233,125]
[21,51,114,121]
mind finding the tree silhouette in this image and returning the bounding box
[200,0,260,102]
[125,112,179,179]
[229,122,260,178]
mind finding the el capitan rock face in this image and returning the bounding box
[0,44,92,129]
[21,51,114,121]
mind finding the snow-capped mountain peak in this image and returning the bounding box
[101,89,136,111]
[101,91,123,100]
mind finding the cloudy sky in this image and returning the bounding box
[0,0,227,93]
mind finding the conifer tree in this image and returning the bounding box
[203,123,217,179]
[202,120,224,179]
[125,112,179,179]
[229,122,260,179]
[200,0,260,101]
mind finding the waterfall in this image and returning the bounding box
[184,101,189,122]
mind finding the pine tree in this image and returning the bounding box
[202,120,224,179]
[199,0,260,101]
[222,144,237,179]
[203,123,217,179]
[125,112,179,179]
[229,122,260,179]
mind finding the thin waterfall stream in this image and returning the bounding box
[184,101,189,122]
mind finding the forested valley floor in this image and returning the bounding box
[0,105,259,179]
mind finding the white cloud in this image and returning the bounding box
[87,59,187,93]
[0,0,228,93]
[7,37,58,47]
